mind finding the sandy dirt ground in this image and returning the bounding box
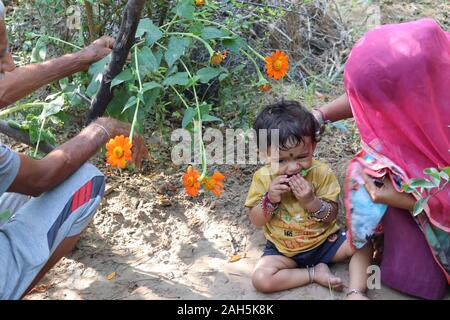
[5,0,449,300]
[21,123,448,300]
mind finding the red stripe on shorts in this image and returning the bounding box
[70,179,94,213]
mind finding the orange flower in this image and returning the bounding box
[195,0,205,5]
[183,166,201,197]
[211,50,227,66]
[203,171,225,196]
[259,84,272,92]
[264,50,289,80]
[106,135,133,169]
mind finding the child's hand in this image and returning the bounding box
[289,174,315,206]
[268,175,291,203]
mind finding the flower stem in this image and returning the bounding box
[240,48,265,82]
[178,60,207,181]
[167,32,214,56]
[171,86,190,109]
[192,18,266,61]
[33,33,82,50]
[129,46,143,144]
[33,117,46,158]
[0,102,47,118]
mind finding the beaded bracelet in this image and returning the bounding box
[261,192,279,218]
[308,199,332,222]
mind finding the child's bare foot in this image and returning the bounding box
[313,263,344,291]
[345,289,369,300]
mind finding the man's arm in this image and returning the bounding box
[0,36,114,108]
[7,117,148,197]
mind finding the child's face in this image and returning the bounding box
[269,137,316,176]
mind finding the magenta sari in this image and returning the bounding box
[344,19,449,299]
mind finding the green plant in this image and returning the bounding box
[401,167,450,216]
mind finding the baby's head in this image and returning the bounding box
[254,100,318,176]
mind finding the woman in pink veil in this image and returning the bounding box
[313,18,449,299]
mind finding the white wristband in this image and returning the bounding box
[91,123,111,140]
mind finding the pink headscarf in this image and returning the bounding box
[344,19,450,231]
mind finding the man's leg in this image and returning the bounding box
[0,163,105,300]
[21,234,81,298]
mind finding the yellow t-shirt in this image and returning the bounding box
[244,159,341,257]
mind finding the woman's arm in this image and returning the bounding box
[320,93,353,122]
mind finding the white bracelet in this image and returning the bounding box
[91,123,111,140]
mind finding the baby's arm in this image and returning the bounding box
[248,175,290,227]
[302,197,338,223]
[289,174,338,223]
[248,204,272,227]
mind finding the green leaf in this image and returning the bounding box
[31,36,48,63]
[122,96,137,113]
[413,197,428,216]
[199,103,210,116]
[8,120,22,130]
[163,72,189,86]
[219,72,230,81]
[86,75,101,97]
[182,107,197,128]
[222,36,246,53]
[401,183,415,193]
[201,27,228,40]
[142,81,163,93]
[197,67,222,84]
[424,167,441,187]
[136,18,153,38]
[136,47,159,77]
[88,54,111,77]
[106,86,133,120]
[173,0,195,19]
[165,37,191,68]
[409,178,435,189]
[202,114,222,122]
[86,54,111,97]
[440,167,450,181]
[190,22,204,36]
[136,18,164,46]
[111,69,134,88]
[41,96,64,118]
[142,88,161,110]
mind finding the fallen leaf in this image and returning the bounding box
[229,255,241,263]
[106,272,116,280]
[29,283,51,294]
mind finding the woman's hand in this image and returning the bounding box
[361,172,416,211]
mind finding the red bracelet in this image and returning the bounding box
[261,192,279,218]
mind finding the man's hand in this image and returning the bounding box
[268,175,290,203]
[289,174,315,207]
[95,117,150,170]
[361,172,415,211]
[78,36,114,65]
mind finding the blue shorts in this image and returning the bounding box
[263,230,347,267]
[0,163,105,300]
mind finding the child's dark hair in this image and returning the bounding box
[253,100,317,150]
